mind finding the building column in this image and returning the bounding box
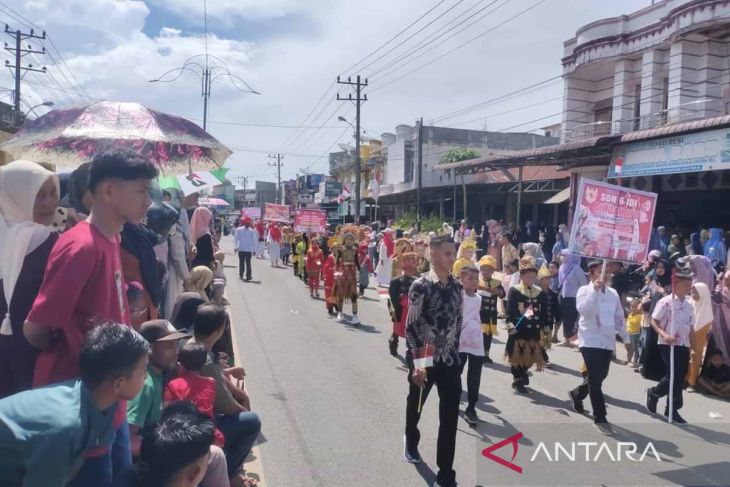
[561,76,593,142]
[639,48,668,129]
[612,59,640,134]
[699,40,726,117]
[667,39,701,123]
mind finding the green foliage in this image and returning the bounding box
[393,212,445,234]
[439,148,481,164]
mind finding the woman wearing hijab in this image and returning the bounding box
[687,282,713,392]
[169,292,205,330]
[703,228,727,269]
[690,232,704,256]
[558,249,587,345]
[375,228,394,288]
[189,206,215,269]
[0,160,60,398]
[550,226,567,264]
[522,242,546,269]
[121,222,161,329]
[707,271,730,372]
[639,260,671,381]
[186,265,214,302]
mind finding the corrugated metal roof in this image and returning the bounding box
[438,135,613,171]
[473,165,569,184]
[619,114,730,143]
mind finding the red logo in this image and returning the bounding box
[482,432,523,474]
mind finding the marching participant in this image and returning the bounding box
[305,238,324,299]
[505,256,549,393]
[477,255,504,364]
[333,226,361,324]
[387,252,418,356]
[452,238,477,276]
[458,263,485,425]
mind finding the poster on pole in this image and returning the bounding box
[568,179,658,264]
[264,203,291,222]
[294,209,327,233]
[241,207,261,220]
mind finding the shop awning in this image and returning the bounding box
[542,186,570,204]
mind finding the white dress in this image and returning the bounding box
[375,241,392,287]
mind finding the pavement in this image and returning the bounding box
[221,237,730,487]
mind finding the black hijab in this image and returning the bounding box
[121,223,161,306]
[169,292,205,330]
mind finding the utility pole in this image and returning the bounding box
[236,176,249,207]
[337,75,368,224]
[202,67,211,131]
[4,25,47,126]
[268,154,284,204]
[416,117,423,232]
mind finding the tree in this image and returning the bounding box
[439,149,481,164]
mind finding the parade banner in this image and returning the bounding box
[264,203,291,222]
[241,207,260,220]
[294,209,327,233]
[568,179,657,264]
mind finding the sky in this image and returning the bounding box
[0,0,649,183]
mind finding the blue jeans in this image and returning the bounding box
[69,419,132,487]
[216,412,262,478]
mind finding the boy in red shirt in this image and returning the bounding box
[164,341,226,448]
[23,149,158,486]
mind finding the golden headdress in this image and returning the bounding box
[537,264,551,280]
[478,255,497,269]
[518,256,537,274]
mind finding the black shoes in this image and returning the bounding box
[512,382,528,394]
[568,390,585,414]
[483,356,493,364]
[388,336,398,356]
[464,408,479,425]
[645,388,658,414]
[665,411,687,424]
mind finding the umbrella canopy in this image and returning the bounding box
[199,197,230,207]
[0,101,232,172]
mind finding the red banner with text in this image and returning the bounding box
[264,203,292,222]
[294,209,327,233]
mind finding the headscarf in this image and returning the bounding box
[704,228,727,266]
[558,249,580,287]
[382,229,394,258]
[187,266,213,302]
[522,242,545,267]
[688,254,716,291]
[690,233,703,255]
[650,260,671,288]
[169,292,205,330]
[121,223,161,306]
[0,160,59,335]
[648,228,662,254]
[692,282,713,331]
[710,271,730,366]
[189,206,212,243]
[269,223,282,243]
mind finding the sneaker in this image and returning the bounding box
[388,337,398,357]
[464,409,479,425]
[594,420,614,435]
[513,383,528,394]
[544,361,553,369]
[483,356,493,364]
[568,390,585,414]
[645,388,658,414]
[350,314,360,325]
[337,312,344,321]
[403,437,421,464]
[686,386,696,393]
[665,411,687,424]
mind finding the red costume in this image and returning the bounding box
[306,243,323,296]
[322,254,338,315]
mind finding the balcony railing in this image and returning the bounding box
[563,99,725,142]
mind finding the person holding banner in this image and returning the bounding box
[568,260,631,435]
[505,256,549,394]
[403,235,462,487]
[646,269,695,424]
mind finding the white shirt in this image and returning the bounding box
[458,291,484,356]
[652,294,694,348]
[234,226,258,252]
[576,283,628,350]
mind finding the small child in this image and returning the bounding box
[305,239,324,298]
[357,242,372,296]
[477,255,505,364]
[458,264,485,425]
[387,252,418,357]
[626,297,642,366]
[697,351,730,399]
[538,264,559,368]
[164,342,225,447]
[322,251,339,317]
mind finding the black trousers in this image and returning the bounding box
[405,356,461,485]
[459,352,484,410]
[572,347,612,421]
[561,297,578,339]
[651,345,690,413]
[511,365,529,386]
[482,333,493,356]
[238,251,252,280]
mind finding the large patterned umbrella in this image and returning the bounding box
[0,101,232,173]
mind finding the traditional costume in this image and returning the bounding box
[505,256,549,393]
[255,219,266,258]
[452,238,477,276]
[388,252,417,356]
[415,239,431,275]
[477,255,504,364]
[322,247,339,316]
[391,238,415,279]
[333,226,361,324]
[357,241,372,296]
[538,264,560,353]
[305,240,324,298]
[375,229,394,287]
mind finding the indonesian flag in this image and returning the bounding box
[413,344,435,369]
[337,184,351,204]
[523,305,534,319]
[614,155,623,175]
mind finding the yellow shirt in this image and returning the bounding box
[626,311,642,334]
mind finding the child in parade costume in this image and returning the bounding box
[357,241,372,296]
[477,255,505,364]
[292,234,303,277]
[458,263,486,425]
[280,226,292,266]
[415,238,431,275]
[452,238,478,276]
[538,264,560,368]
[375,228,394,287]
[387,252,418,356]
[391,237,415,279]
[333,226,361,324]
[306,238,324,298]
[296,236,307,283]
[322,244,340,316]
[505,256,550,393]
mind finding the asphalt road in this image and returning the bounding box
[222,238,730,487]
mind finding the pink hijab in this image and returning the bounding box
[189,207,212,242]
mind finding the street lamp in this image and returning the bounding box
[22,100,54,122]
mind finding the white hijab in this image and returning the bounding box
[0,160,59,335]
[691,282,713,331]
